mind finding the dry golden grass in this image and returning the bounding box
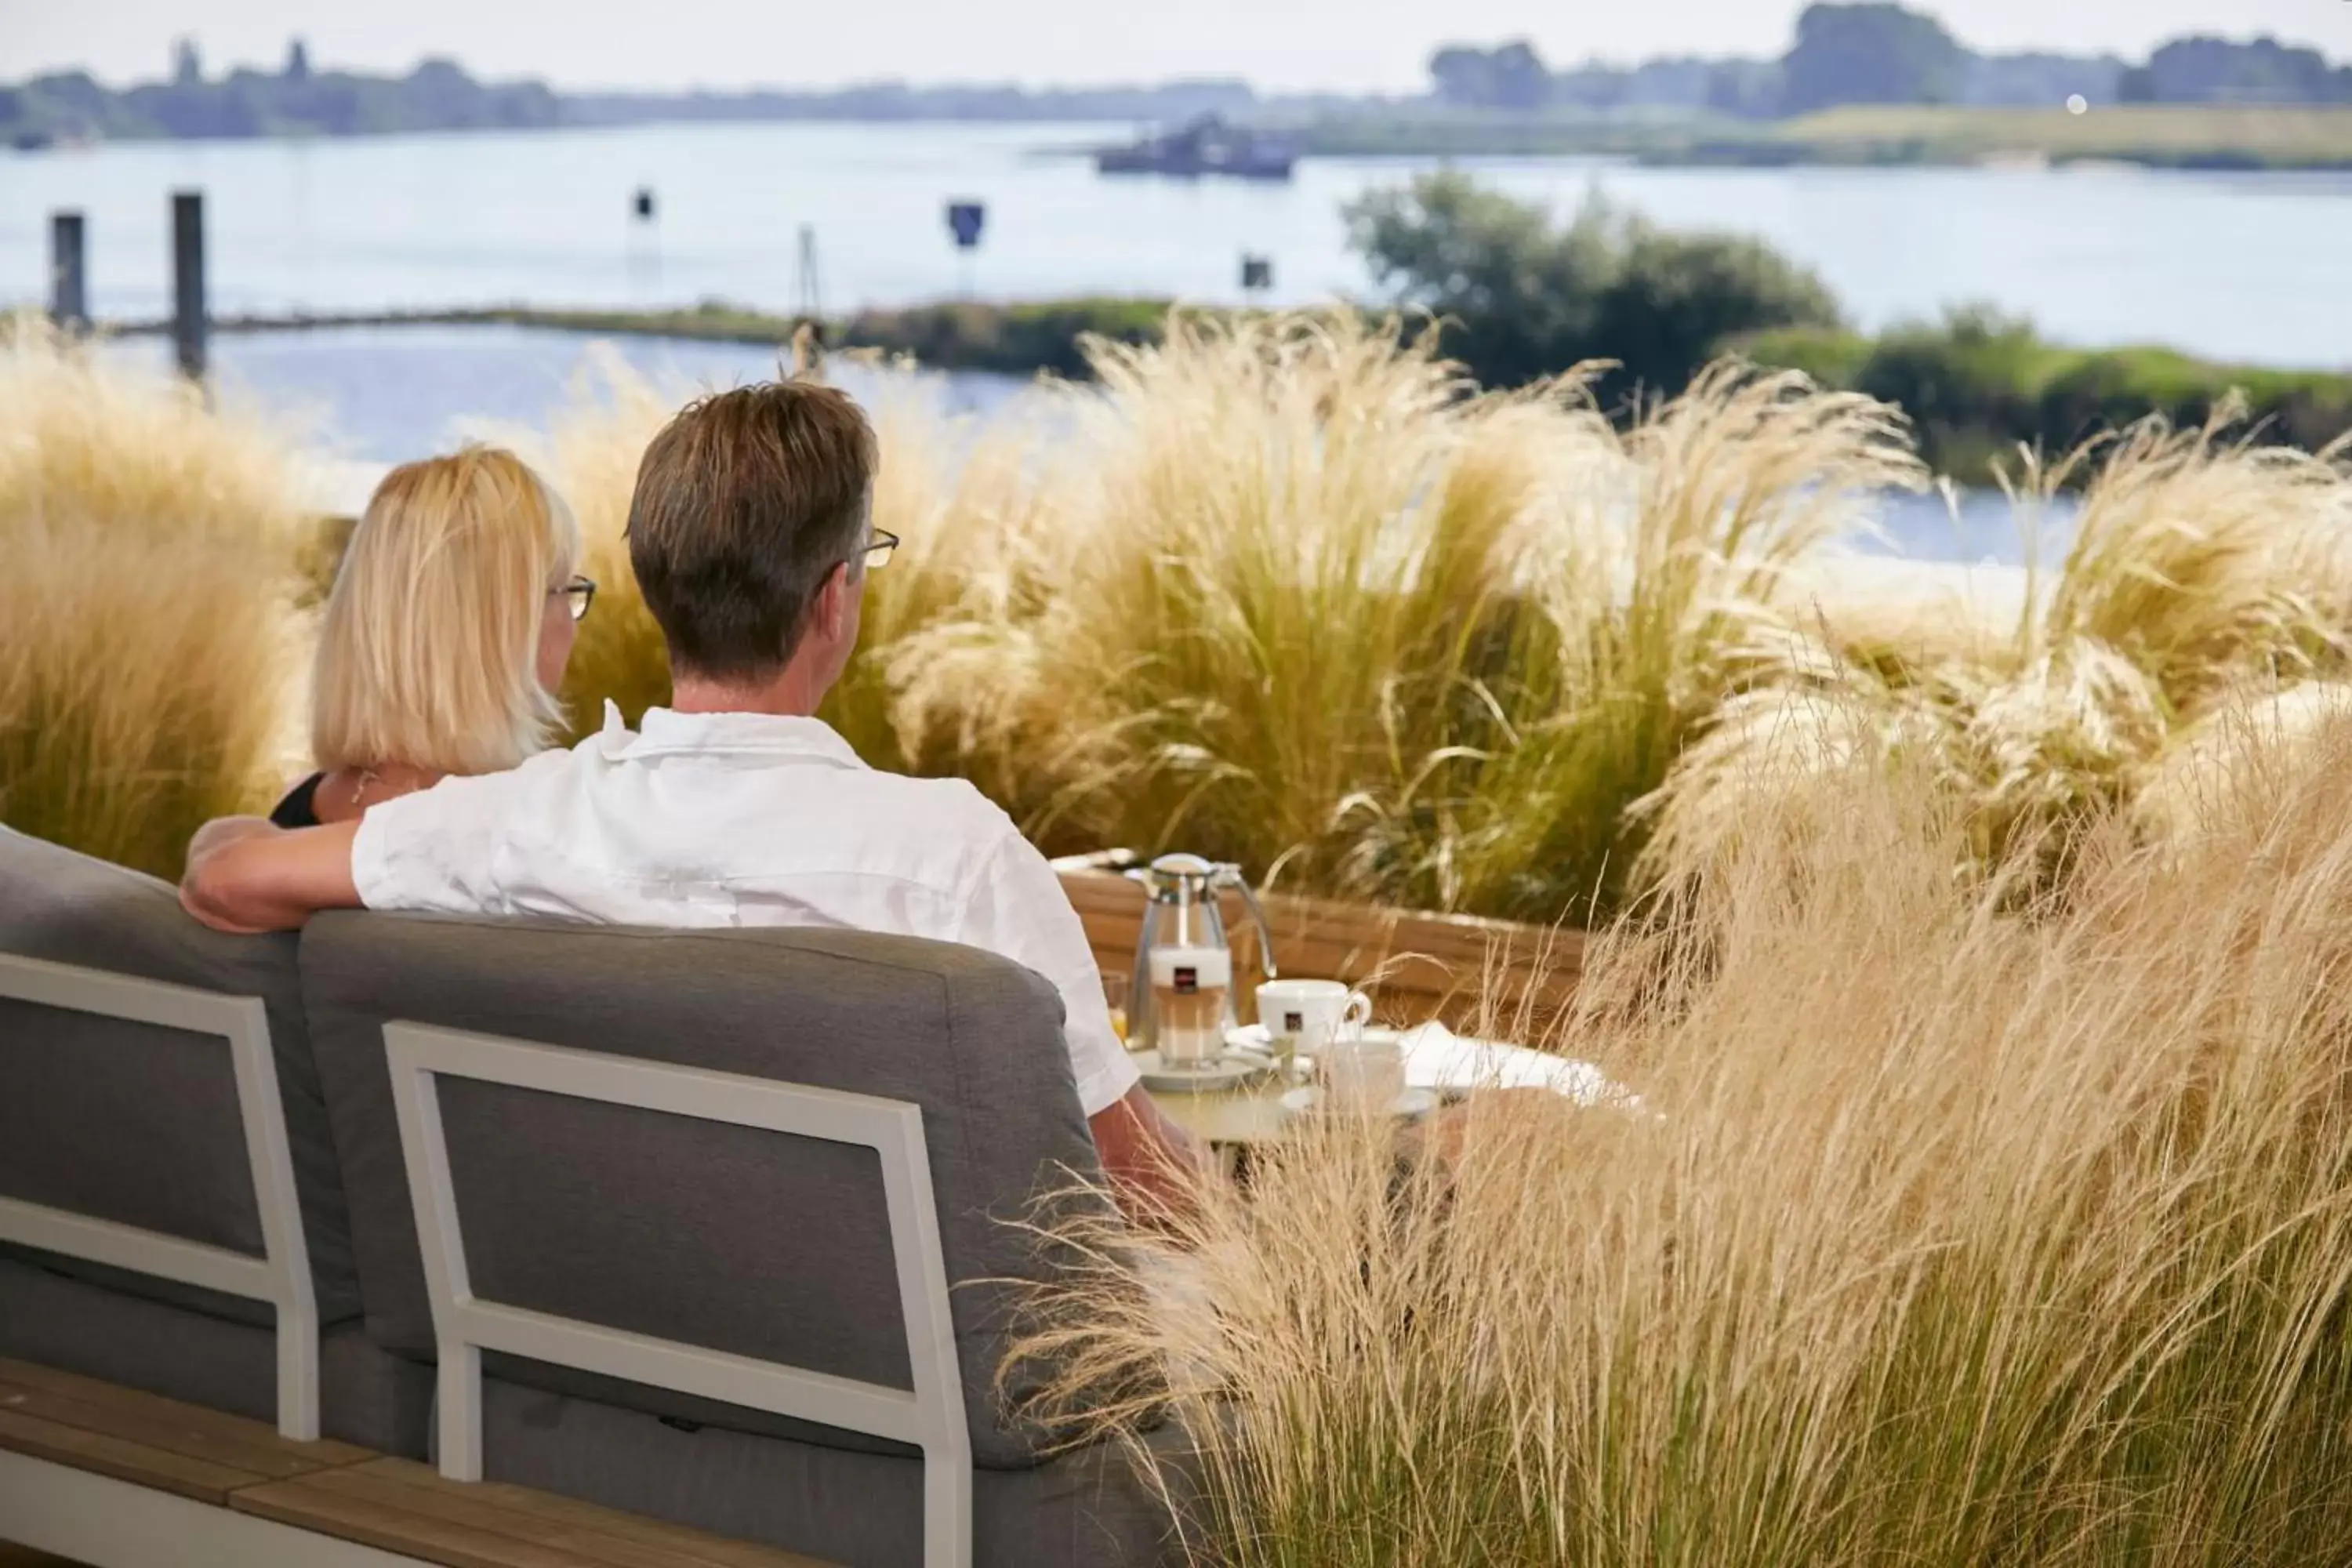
[2136,681,2352,841]
[901,310,1597,875]
[815,366,1065,781]
[0,319,310,877]
[1010,718,2352,1567]
[19,307,2352,1563]
[863,317,1922,918]
[20,309,2348,919]
[491,344,680,740]
[1646,407,2352,888]
[517,318,1926,917]
[2038,407,2352,710]
[503,321,2352,923]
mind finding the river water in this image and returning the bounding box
[8,120,2350,365]
[20,118,2296,562]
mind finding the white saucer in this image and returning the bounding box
[1227,1023,1400,1055]
[1279,1085,1440,1122]
[1135,1047,1276,1094]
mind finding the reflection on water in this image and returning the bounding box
[96,324,2069,564]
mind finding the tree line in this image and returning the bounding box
[1430,4,2352,118]
[13,5,2344,151]
[0,39,1258,149]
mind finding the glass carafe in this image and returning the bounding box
[1126,852,1277,1057]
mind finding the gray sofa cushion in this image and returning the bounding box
[300,911,1127,1472]
[0,996,259,1254]
[0,1254,431,1454]
[477,1373,1193,1568]
[0,828,361,1326]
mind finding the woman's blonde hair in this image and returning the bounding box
[310,446,579,777]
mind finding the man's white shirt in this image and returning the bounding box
[349,703,1142,1117]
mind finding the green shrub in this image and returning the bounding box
[1742,309,2352,478]
[837,297,1170,379]
[1345,172,1844,397]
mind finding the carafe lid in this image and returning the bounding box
[1142,851,1218,901]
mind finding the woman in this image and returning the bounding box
[271,446,593,828]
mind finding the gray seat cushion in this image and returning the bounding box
[0,1252,430,1454]
[0,828,361,1327]
[476,1372,1195,1568]
[299,911,1133,1472]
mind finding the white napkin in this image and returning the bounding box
[1394,1022,1624,1106]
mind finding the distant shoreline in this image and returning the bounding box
[100,299,1169,381]
[1291,104,2352,172]
[106,307,817,349]
[92,299,2352,483]
[19,103,2352,172]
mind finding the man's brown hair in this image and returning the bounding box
[626,381,879,681]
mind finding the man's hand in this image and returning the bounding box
[1088,1085,1214,1228]
[180,818,363,934]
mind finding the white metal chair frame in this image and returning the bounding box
[384,1023,973,1568]
[0,951,318,1440]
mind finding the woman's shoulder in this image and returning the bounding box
[268,773,327,829]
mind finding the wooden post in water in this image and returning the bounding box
[50,212,89,332]
[171,190,207,381]
[629,187,659,296]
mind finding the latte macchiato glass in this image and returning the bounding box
[1149,945,1232,1066]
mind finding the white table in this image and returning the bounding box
[1145,1023,1624,1149]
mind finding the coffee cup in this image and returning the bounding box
[1256,978,1372,1071]
[1323,1035,1406,1112]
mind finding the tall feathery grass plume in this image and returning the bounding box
[818,366,1066,781]
[1644,405,2352,893]
[881,318,1922,917]
[498,344,681,740]
[516,318,1937,919]
[1403,359,1924,920]
[521,320,2352,924]
[962,310,1584,876]
[2038,401,2352,711]
[1007,718,2352,1568]
[0,318,311,877]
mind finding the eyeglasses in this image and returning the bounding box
[861,530,901,573]
[557,575,597,622]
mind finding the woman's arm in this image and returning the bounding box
[180,818,363,933]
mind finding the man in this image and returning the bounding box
[182,380,1202,1214]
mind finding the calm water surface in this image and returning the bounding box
[9,121,2350,366]
[9,121,2320,563]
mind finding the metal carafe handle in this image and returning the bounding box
[1215,864,1278,983]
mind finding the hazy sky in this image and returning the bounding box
[8,0,2350,94]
